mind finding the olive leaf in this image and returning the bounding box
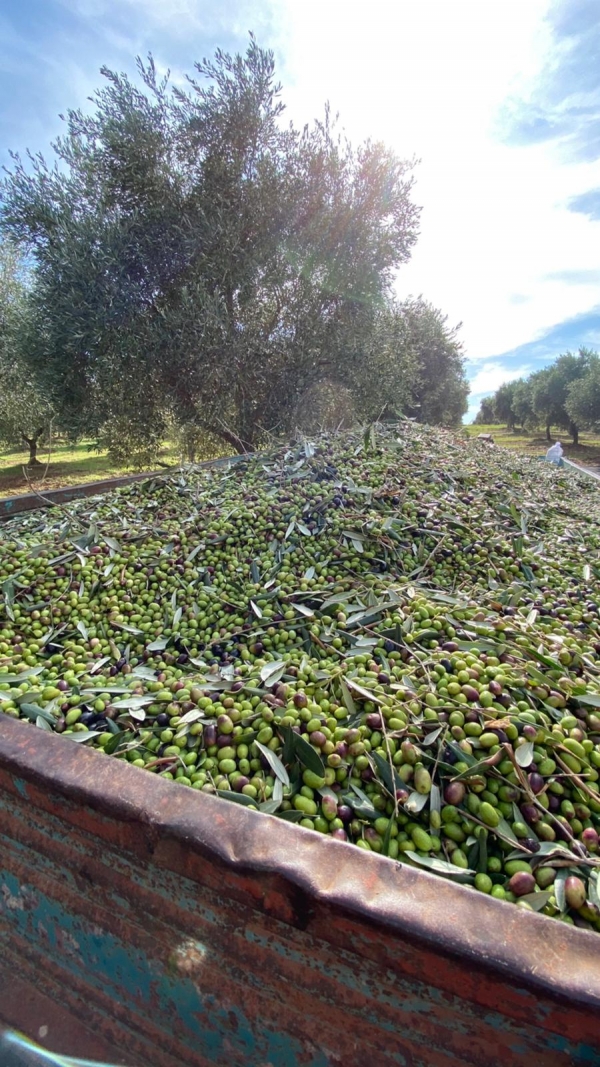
[515,742,534,768]
[217,789,257,808]
[403,852,475,882]
[381,818,394,857]
[19,704,55,724]
[554,869,568,913]
[404,791,429,814]
[147,637,169,652]
[255,740,290,787]
[519,890,553,912]
[291,732,325,776]
[371,751,404,795]
[346,783,379,820]
[260,660,286,686]
[345,678,383,705]
[338,676,357,716]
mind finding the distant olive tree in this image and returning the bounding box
[0,239,54,464]
[566,353,600,432]
[473,397,496,424]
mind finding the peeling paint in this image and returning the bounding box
[0,716,598,1067]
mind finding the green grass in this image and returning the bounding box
[0,439,180,498]
[464,424,600,469]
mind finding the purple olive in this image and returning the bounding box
[508,871,536,897]
[444,781,466,805]
[232,776,249,793]
[582,828,599,852]
[366,712,382,730]
[528,772,545,795]
[565,876,587,910]
[310,731,327,748]
[554,817,572,842]
[337,805,353,823]
[331,828,348,841]
[203,724,217,747]
[463,686,480,703]
[520,803,541,824]
[523,838,540,853]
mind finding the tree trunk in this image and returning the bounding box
[546,422,552,442]
[21,428,44,466]
[569,421,579,446]
[204,423,254,455]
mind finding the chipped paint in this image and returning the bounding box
[0,716,598,1066]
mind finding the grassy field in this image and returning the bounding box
[0,439,180,498]
[464,424,600,470]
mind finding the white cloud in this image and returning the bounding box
[467,361,532,397]
[271,0,600,362]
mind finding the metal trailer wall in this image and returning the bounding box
[0,718,599,1067]
[0,455,246,521]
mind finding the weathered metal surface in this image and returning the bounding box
[0,454,248,520]
[0,717,599,1067]
[0,472,170,519]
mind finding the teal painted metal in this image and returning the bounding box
[0,718,599,1067]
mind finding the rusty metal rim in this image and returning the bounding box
[0,716,599,1013]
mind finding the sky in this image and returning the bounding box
[1,0,600,420]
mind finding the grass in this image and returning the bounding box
[0,438,181,499]
[463,424,600,470]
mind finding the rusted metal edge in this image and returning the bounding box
[0,454,250,519]
[0,717,599,1013]
[0,471,169,518]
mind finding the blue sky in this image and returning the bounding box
[1,0,600,421]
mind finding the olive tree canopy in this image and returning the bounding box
[1,39,423,456]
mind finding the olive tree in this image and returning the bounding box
[0,239,54,464]
[566,352,600,431]
[530,350,593,445]
[1,39,421,457]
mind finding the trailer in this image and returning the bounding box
[0,469,599,1067]
[0,716,599,1067]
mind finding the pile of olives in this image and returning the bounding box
[1,423,600,930]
